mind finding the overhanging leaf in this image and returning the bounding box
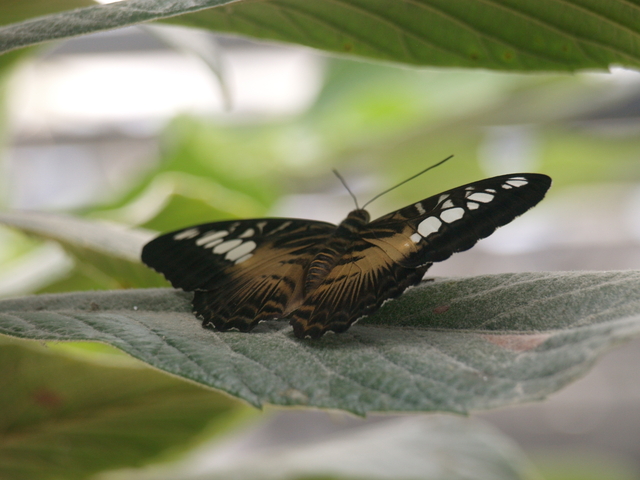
[0,0,639,71]
[0,0,234,55]
[172,0,640,71]
[0,212,167,289]
[0,271,639,415]
[0,0,95,27]
[0,336,252,480]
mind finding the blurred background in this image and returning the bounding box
[2,24,640,480]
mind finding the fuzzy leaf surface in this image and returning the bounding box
[0,271,639,415]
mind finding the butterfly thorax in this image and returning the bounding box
[335,209,370,234]
[304,209,370,295]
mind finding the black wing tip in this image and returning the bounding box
[140,235,170,273]
[478,172,552,208]
[512,172,551,190]
[492,172,551,186]
[512,173,552,207]
[140,238,188,290]
[140,238,155,266]
[523,172,551,188]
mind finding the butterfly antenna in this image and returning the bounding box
[361,155,454,210]
[332,169,360,210]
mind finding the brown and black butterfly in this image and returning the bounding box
[142,172,551,339]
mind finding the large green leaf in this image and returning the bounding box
[0,336,252,480]
[0,0,639,71]
[1,271,639,415]
[173,0,640,71]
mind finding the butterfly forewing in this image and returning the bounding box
[365,173,551,267]
[142,218,336,331]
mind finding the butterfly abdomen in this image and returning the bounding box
[305,243,347,294]
[304,210,371,295]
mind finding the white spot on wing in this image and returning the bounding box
[441,199,454,209]
[239,228,255,238]
[438,194,449,204]
[506,179,528,187]
[174,228,199,240]
[204,239,224,248]
[467,201,480,210]
[467,192,494,203]
[234,253,253,265]
[418,216,442,237]
[225,241,257,261]
[410,232,422,243]
[256,221,267,232]
[440,207,465,223]
[270,221,292,234]
[196,230,228,245]
[502,183,513,189]
[486,188,496,193]
[414,202,426,215]
[213,239,243,254]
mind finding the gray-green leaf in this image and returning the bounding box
[1,271,639,415]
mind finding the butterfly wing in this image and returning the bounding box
[142,218,336,332]
[290,240,430,338]
[290,173,551,338]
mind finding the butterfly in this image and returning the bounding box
[142,172,551,339]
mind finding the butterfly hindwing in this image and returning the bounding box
[290,239,430,338]
[142,218,336,331]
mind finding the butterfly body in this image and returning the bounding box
[305,210,369,292]
[142,173,551,339]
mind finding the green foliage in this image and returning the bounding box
[96,117,284,232]
[0,335,252,480]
